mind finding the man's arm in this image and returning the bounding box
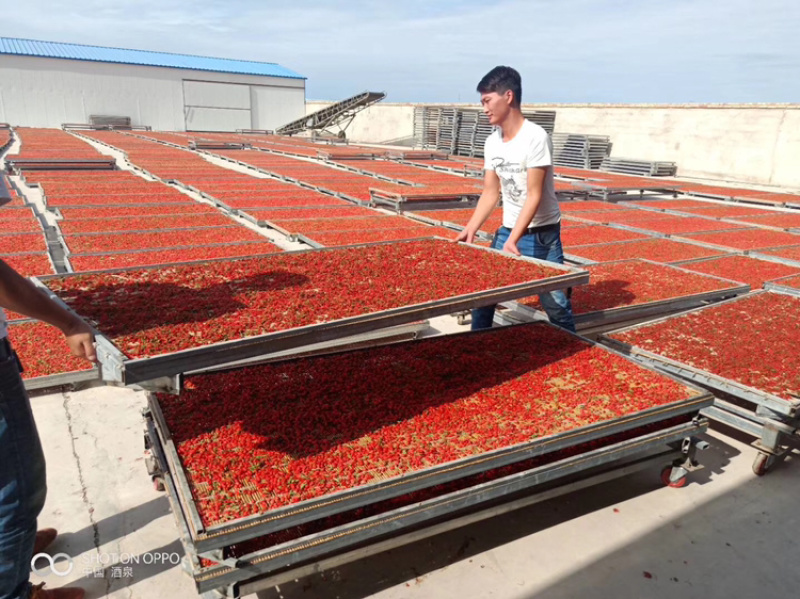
[455,169,501,244]
[0,260,96,362]
[502,167,546,256]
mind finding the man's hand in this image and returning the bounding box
[455,227,477,244]
[61,319,97,363]
[502,239,521,256]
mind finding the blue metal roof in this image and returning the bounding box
[0,37,305,80]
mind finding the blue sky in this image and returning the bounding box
[5,0,799,103]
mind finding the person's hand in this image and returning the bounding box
[502,239,521,256]
[61,319,97,363]
[455,227,476,244]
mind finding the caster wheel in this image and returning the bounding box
[153,477,165,492]
[145,454,160,478]
[660,466,687,488]
[752,452,774,476]
[457,315,466,325]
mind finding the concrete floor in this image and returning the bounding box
[27,352,800,599]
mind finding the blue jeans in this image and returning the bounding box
[0,349,46,599]
[472,225,576,332]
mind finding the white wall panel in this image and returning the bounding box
[306,101,800,188]
[185,106,251,131]
[251,85,305,130]
[183,80,250,109]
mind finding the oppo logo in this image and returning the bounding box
[31,553,74,577]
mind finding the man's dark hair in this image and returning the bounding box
[477,66,522,108]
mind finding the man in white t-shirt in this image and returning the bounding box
[456,66,575,332]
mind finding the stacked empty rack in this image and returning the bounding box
[601,157,677,177]
[552,133,612,170]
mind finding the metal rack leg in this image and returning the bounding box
[751,406,796,475]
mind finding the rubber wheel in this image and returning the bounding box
[752,452,773,476]
[153,477,166,492]
[660,466,687,488]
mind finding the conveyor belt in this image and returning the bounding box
[276,91,386,137]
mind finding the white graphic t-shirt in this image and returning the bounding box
[484,119,561,230]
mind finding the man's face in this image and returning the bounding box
[480,90,512,125]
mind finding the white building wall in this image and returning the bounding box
[182,80,252,131]
[251,85,307,131]
[306,101,800,189]
[0,55,305,131]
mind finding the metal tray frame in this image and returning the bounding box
[747,248,800,268]
[394,158,483,179]
[392,200,481,213]
[23,368,100,391]
[140,321,711,588]
[187,321,430,375]
[764,276,800,297]
[670,230,800,255]
[730,195,791,208]
[598,290,800,473]
[432,218,494,241]
[610,221,748,239]
[316,157,418,186]
[565,237,738,263]
[370,190,480,212]
[716,216,795,233]
[599,291,799,417]
[167,416,707,595]
[68,132,165,181]
[60,235,274,258]
[570,181,679,201]
[508,259,750,330]
[43,196,196,209]
[0,205,37,222]
[294,232,485,250]
[237,205,359,227]
[43,224,69,274]
[563,252,598,265]
[204,151,369,207]
[234,444,685,597]
[683,190,796,209]
[34,237,589,384]
[6,320,101,390]
[266,215,434,242]
[293,233,324,248]
[401,212,446,227]
[58,221,238,239]
[0,232,50,255]
[59,241,279,267]
[146,322,711,556]
[617,199,734,213]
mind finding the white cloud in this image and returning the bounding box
[3,0,799,102]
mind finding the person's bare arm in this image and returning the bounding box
[455,170,501,244]
[502,167,546,256]
[0,260,96,362]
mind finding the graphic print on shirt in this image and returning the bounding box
[491,157,525,205]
